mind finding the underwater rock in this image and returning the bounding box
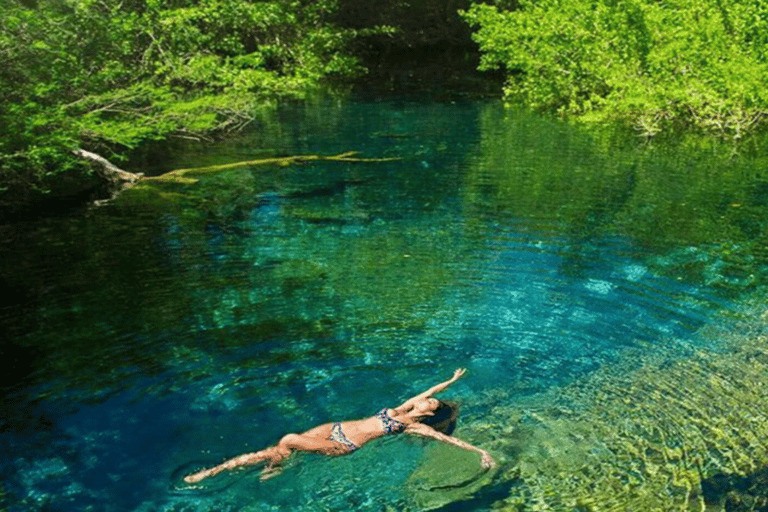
[404,443,499,511]
[436,302,768,511]
[701,468,768,512]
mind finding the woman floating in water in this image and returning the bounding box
[184,368,495,483]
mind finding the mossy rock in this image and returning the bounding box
[405,443,499,510]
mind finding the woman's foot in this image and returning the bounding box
[184,470,210,484]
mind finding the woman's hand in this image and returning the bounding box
[480,451,496,469]
[450,368,466,382]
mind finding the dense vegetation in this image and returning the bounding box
[4,0,768,214]
[0,0,371,212]
[462,0,768,138]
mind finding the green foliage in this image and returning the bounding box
[462,0,768,137]
[0,0,365,207]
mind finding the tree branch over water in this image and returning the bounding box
[0,0,373,212]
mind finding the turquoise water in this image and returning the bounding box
[2,96,768,511]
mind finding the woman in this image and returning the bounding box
[184,368,495,483]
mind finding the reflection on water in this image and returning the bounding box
[3,97,768,511]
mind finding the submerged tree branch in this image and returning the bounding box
[146,151,402,184]
[74,149,402,194]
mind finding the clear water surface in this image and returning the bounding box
[3,96,768,511]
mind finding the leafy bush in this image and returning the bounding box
[462,0,768,137]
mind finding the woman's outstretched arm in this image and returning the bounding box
[405,422,496,469]
[396,368,466,410]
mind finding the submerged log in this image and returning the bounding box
[73,149,400,203]
[146,151,401,184]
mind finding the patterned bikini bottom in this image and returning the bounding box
[329,422,359,451]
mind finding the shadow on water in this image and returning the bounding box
[429,470,522,512]
[700,468,768,512]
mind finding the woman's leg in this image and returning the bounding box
[277,432,350,456]
[183,447,283,484]
[184,425,347,484]
[257,431,352,481]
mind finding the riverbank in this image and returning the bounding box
[6,0,767,220]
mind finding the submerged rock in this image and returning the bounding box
[701,468,768,512]
[457,309,768,511]
[405,443,499,510]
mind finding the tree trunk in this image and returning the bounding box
[73,149,142,200]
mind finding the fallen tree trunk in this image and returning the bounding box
[146,151,402,184]
[73,149,142,199]
[74,149,400,201]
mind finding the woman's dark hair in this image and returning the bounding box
[420,400,458,435]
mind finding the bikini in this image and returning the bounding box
[329,408,406,451]
[375,408,406,434]
[330,423,359,451]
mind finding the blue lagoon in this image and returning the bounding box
[3,97,768,511]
